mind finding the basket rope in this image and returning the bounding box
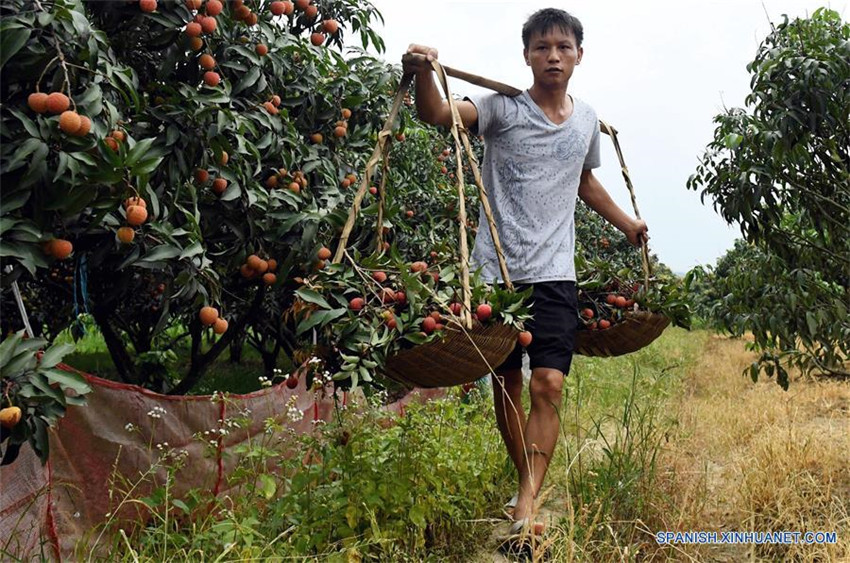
[598,120,652,290]
[332,61,515,330]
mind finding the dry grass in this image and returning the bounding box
[654,334,850,562]
[471,331,850,562]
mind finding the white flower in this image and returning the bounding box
[124,423,136,432]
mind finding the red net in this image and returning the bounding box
[0,364,443,561]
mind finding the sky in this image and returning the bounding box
[362,0,847,274]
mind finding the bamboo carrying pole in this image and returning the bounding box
[599,120,653,289]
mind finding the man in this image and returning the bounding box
[403,8,648,535]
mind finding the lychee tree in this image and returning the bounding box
[688,8,849,385]
[0,0,410,393]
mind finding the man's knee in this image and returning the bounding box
[529,369,563,405]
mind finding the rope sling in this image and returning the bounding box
[332,57,669,388]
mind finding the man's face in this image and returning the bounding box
[523,27,583,88]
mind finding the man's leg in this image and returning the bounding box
[512,366,564,522]
[491,368,526,474]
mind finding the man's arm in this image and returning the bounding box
[403,44,478,129]
[577,169,648,246]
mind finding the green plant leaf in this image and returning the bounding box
[0,26,31,69]
[43,368,91,394]
[38,343,74,369]
[258,474,277,500]
[295,288,332,310]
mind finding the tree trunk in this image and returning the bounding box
[229,336,244,364]
[169,286,266,395]
[261,341,281,378]
[92,307,139,385]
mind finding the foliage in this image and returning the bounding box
[0,0,405,392]
[0,330,90,465]
[297,250,532,389]
[688,8,849,383]
[574,201,691,331]
[687,240,848,387]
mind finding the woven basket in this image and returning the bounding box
[575,311,670,357]
[383,322,518,388]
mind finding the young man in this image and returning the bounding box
[403,8,648,533]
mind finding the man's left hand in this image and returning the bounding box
[625,219,649,247]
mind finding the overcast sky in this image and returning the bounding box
[363,0,847,273]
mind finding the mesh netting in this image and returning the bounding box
[0,364,443,561]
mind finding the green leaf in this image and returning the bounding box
[68,9,90,37]
[295,288,332,310]
[131,156,164,176]
[0,332,24,369]
[805,311,817,337]
[76,82,103,110]
[38,343,74,369]
[29,373,66,403]
[7,138,46,171]
[172,499,190,514]
[0,27,31,69]
[232,66,262,95]
[258,474,277,500]
[749,362,759,383]
[32,416,50,464]
[125,137,157,168]
[2,350,37,379]
[139,245,182,263]
[409,504,426,528]
[44,368,91,395]
[9,108,41,138]
[296,309,346,336]
[179,241,204,260]
[53,151,70,183]
[0,189,31,213]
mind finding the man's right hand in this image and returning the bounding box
[403,44,439,75]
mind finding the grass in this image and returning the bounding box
[15,326,848,561]
[652,333,850,562]
[55,320,293,395]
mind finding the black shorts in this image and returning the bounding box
[497,281,578,376]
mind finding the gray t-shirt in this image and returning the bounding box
[467,91,601,284]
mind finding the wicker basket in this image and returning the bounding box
[383,322,518,388]
[575,311,670,357]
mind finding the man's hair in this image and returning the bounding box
[522,8,584,49]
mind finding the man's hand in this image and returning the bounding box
[624,219,649,247]
[403,44,439,75]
